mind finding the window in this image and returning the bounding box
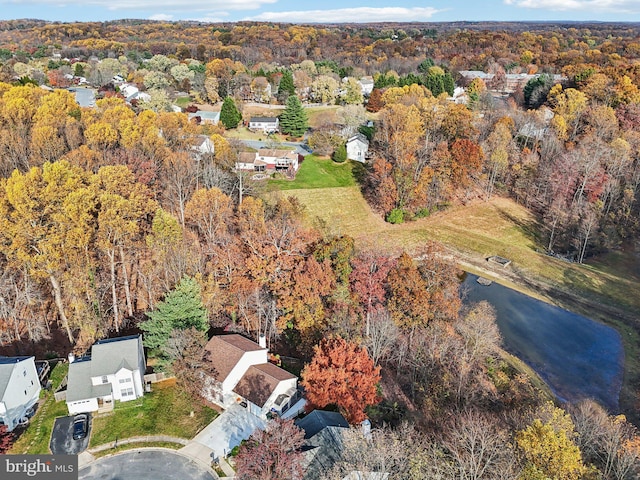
[118,378,131,384]
[101,376,108,384]
[121,388,134,397]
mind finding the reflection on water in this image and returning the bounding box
[462,273,624,411]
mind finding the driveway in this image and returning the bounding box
[50,415,91,455]
[79,449,215,480]
[189,403,265,460]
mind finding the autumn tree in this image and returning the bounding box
[0,161,95,343]
[301,336,381,423]
[387,252,431,330]
[220,96,242,129]
[279,95,308,137]
[235,417,305,480]
[516,407,587,480]
[166,326,217,399]
[366,88,384,112]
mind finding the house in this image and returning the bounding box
[65,335,146,415]
[235,149,300,173]
[296,410,350,480]
[358,77,374,96]
[203,334,304,420]
[249,117,279,133]
[68,87,96,108]
[346,134,369,162]
[0,356,41,431]
[188,110,220,125]
[189,135,215,157]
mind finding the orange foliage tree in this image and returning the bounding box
[301,337,381,423]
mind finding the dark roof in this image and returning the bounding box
[250,116,278,123]
[204,334,266,383]
[296,410,349,439]
[91,335,143,378]
[234,363,295,408]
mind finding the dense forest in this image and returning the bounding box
[0,20,639,478]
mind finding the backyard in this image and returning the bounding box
[269,155,360,190]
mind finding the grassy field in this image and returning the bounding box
[9,362,69,454]
[89,379,217,447]
[269,156,360,190]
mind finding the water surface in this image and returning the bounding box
[462,274,624,410]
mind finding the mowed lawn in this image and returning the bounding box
[89,379,217,447]
[269,156,360,190]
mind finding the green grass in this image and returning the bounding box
[269,156,359,190]
[89,380,217,447]
[9,362,69,454]
[174,96,192,108]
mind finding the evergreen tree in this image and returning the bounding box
[277,69,295,103]
[279,95,308,137]
[417,58,435,74]
[220,96,242,129]
[333,143,347,163]
[443,72,455,96]
[141,275,209,368]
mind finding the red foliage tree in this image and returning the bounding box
[449,138,484,190]
[301,337,381,423]
[349,251,395,329]
[366,88,384,112]
[234,417,305,480]
[0,425,15,454]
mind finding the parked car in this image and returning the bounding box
[72,414,88,440]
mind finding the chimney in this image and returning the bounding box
[258,334,267,349]
[68,353,75,364]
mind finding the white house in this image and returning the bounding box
[346,134,369,162]
[249,117,279,133]
[235,149,300,173]
[66,335,146,415]
[203,334,304,420]
[0,356,41,431]
[188,110,220,125]
[358,77,374,96]
[189,135,215,158]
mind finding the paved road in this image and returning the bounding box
[50,415,90,455]
[79,450,216,480]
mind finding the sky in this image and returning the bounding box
[1,0,640,24]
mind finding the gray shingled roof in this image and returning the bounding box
[250,117,278,123]
[0,356,33,399]
[90,335,142,378]
[296,410,349,439]
[65,359,112,402]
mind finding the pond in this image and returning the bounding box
[462,273,624,411]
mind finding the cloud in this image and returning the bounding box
[245,7,442,23]
[149,13,173,20]
[7,0,277,12]
[504,0,640,12]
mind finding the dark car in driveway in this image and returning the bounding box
[73,414,88,440]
